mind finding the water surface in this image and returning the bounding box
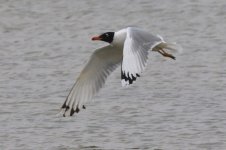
[0,0,226,149]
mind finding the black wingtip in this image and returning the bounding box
[75,107,80,113]
[70,108,75,116]
[62,104,86,117]
[65,106,70,111]
[121,71,140,85]
[61,101,67,109]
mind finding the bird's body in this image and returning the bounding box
[61,27,179,117]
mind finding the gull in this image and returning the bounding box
[60,27,179,117]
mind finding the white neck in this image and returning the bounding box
[111,28,127,48]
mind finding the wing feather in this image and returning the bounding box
[61,45,122,116]
[121,27,163,86]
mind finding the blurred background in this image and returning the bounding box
[0,0,226,149]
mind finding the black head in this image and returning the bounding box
[92,32,114,43]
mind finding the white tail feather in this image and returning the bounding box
[158,42,183,54]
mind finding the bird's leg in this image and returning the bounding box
[157,48,176,60]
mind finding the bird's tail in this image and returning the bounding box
[157,42,183,53]
[152,36,182,60]
[153,35,183,53]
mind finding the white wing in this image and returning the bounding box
[61,45,122,116]
[121,27,163,86]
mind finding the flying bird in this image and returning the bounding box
[61,27,179,117]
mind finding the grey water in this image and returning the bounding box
[0,0,226,149]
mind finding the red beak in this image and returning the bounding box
[91,36,102,41]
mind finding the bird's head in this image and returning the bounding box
[92,32,114,43]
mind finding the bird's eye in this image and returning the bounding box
[105,34,109,37]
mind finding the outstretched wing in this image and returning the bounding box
[121,27,163,86]
[61,45,122,116]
